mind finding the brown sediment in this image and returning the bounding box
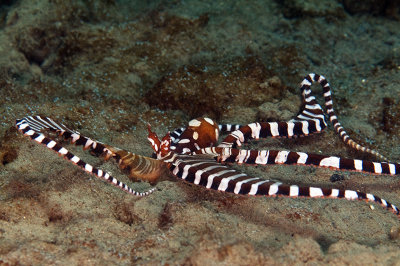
[145,56,282,119]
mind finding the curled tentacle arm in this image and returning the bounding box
[218,73,388,162]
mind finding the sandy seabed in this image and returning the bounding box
[0,0,400,265]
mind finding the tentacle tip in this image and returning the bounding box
[143,186,157,196]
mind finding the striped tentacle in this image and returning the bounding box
[218,73,332,148]
[218,120,326,148]
[20,116,111,156]
[192,147,400,176]
[161,151,399,218]
[289,73,328,133]
[219,74,388,162]
[16,116,156,196]
[219,123,242,133]
[21,116,164,183]
[297,73,387,161]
